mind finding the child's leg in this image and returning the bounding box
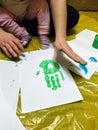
[37,0,50,49]
[0,7,31,45]
[24,0,50,49]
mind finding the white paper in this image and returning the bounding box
[0,60,20,112]
[0,87,25,130]
[62,29,98,79]
[0,29,98,114]
[74,29,98,73]
[20,48,83,113]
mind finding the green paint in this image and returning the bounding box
[92,34,98,49]
[39,60,60,74]
[15,61,23,67]
[20,61,22,64]
[51,76,57,90]
[12,80,15,82]
[37,60,65,90]
[45,74,51,88]
[10,80,15,87]
[15,64,18,67]
[24,57,27,61]
[79,62,87,66]
[55,74,61,88]
[36,71,40,75]
[74,60,87,66]
[15,61,22,67]
[59,71,65,81]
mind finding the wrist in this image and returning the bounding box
[55,36,66,40]
[0,27,4,31]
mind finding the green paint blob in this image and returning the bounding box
[51,76,57,90]
[12,80,15,82]
[55,74,61,88]
[92,34,98,49]
[39,60,60,74]
[24,57,27,61]
[37,60,65,90]
[10,80,15,87]
[15,64,18,67]
[15,61,23,67]
[36,71,40,75]
[45,75,51,88]
[20,61,22,64]
[59,71,65,81]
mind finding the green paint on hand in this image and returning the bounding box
[74,60,87,66]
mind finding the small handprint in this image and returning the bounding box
[36,60,65,90]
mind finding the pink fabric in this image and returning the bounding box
[0,7,29,38]
[0,0,50,38]
[25,0,50,35]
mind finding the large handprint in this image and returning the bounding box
[36,60,65,90]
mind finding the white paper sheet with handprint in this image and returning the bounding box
[0,60,20,112]
[20,48,83,113]
[0,87,25,130]
[60,29,98,79]
[77,29,98,73]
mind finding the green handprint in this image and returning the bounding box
[36,60,65,90]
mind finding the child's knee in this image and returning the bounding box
[40,0,49,12]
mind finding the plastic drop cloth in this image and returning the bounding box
[0,14,98,130]
[17,72,98,130]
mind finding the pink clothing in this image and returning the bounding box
[0,0,50,40]
[0,7,29,39]
[25,0,50,35]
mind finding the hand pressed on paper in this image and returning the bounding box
[54,37,87,65]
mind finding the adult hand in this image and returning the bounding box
[54,37,87,65]
[0,28,24,58]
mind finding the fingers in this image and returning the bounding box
[13,38,24,50]
[1,46,12,58]
[0,37,24,58]
[62,46,87,65]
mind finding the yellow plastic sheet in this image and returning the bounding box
[1,14,98,130]
[17,72,98,130]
